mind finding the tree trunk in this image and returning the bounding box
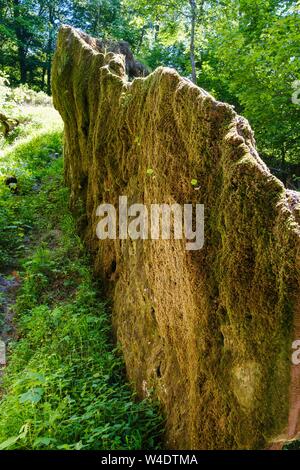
[137,25,146,54]
[41,67,46,91]
[18,46,27,83]
[189,0,197,84]
[154,16,160,42]
[281,145,286,169]
[13,0,27,83]
[46,5,55,95]
[47,61,51,95]
[281,145,287,185]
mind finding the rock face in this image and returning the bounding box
[52,25,300,449]
[72,29,149,79]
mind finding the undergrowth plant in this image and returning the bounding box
[0,73,61,152]
[0,128,163,450]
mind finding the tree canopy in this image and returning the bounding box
[1,0,300,175]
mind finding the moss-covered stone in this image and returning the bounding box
[52,25,300,450]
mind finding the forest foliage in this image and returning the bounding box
[0,1,300,176]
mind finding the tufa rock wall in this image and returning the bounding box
[52,26,300,449]
[69,28,149,79]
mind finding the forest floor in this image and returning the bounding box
[0,105,163,450]
[0,270,19,381]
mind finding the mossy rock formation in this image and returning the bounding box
[52,25,300,449]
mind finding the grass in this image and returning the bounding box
[0,105,62,153]
[0,78,59,153]
[0,130,63,266]
[0,110,163,450]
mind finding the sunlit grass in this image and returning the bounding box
[0,104,63,159]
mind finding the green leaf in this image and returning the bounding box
[75,441,83,450]
[0,433,25,450]
[33,437,56,447]
[19,387,44,404]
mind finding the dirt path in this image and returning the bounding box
[0,269,20,383]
